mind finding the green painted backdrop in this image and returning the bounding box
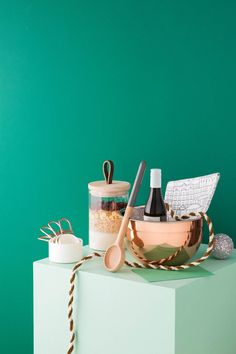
[0,0,235,352]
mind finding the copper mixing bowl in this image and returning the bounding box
[126,207,203,266]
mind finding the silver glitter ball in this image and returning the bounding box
[212,234,234,260]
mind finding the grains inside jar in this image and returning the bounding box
[89,199,127,234]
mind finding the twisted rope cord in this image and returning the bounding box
[67,252,102,354]
[129,233,190,266]
[67,205,215,353]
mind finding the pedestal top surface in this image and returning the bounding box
[34,244,236,289]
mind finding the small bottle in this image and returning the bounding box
[144,169,167,221]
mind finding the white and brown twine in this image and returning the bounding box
[67,204,215,354]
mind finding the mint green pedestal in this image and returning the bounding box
[34,245,236,354]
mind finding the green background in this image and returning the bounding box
[0,0,235,352]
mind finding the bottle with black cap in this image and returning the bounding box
[144,168,167,221]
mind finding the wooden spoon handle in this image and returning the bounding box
[116,206,134,247]
[116,161,146,247]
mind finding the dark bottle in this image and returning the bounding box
[144,169,167,221]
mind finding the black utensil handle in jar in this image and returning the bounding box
[128,161,146,207]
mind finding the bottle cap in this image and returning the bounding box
[150,169,161,188]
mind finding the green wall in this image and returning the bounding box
[1,0,235,352]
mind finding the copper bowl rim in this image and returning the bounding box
[128,206,201,224]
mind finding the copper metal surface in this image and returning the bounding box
[126,207,203,266]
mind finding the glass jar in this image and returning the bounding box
[88,180,130,251]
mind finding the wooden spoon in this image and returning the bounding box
[104,161,146,272]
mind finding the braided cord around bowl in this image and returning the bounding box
[128,203,215,270]
[129,234,190,266]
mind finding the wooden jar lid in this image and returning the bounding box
[88,180,130,197]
